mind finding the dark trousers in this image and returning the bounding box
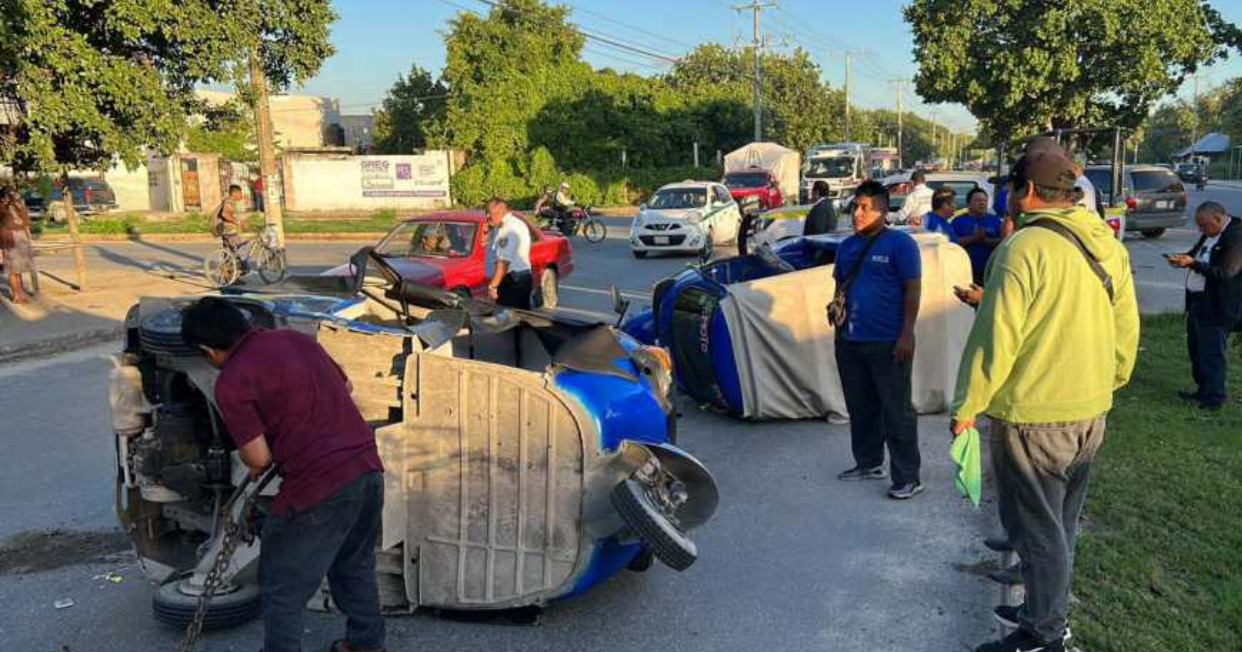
[497,270,533,309]
[1187,292,1229,406]
[260,472,385,652]
[834,338,921,485]
[993,415,1105,642]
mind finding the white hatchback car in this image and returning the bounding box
[630,181,741,258]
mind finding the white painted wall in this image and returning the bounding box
[105,161,152,212]
[284,152,452,211]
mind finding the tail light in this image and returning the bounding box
[632,345,674,401]
[1125,196,1137,212]
[1106,218,1122,238]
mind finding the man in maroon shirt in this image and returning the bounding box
[180,297,386,652]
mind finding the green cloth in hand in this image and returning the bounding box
[950,427,982,508]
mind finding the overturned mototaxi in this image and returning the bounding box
[108,249,718,629]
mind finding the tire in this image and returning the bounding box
[538,268,559,309]
[257,248,287,284]
[632,250,648,259]
[582,217,607,243]
[152,576,261,630]
[203,249,241,286]
[1141,228,1166,239]
[610,478,697,571]
[452,287,471,299]
[626,547,655,573]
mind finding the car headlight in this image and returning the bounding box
[686,211,703,224]
[632,345,674,404]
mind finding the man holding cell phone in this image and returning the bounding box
[1165,201,1242,412]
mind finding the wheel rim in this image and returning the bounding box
[258,248,287,284]
[204,250,239,286]
[584,219,606,243]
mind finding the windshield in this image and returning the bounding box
[805,157,855,178]
[649,188,708,209]
[377,221,477,258]
[1132,170,1184,194]
[723,173,768,189]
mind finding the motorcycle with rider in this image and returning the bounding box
[535,181,606,243]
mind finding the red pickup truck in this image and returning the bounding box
[722,167,785,210]
[326,212,574,308]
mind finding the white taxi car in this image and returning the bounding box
[630,181,741,258]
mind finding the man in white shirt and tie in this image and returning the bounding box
[485,197,533,309]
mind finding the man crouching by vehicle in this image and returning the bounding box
[180,297,386,652]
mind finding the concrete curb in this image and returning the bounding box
[0,326,124,365]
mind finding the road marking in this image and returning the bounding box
[560,285,651,301]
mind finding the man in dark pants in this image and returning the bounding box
[484,197,533,309]
[802,180,838,236]
[1167,201,1242,411]
[833,180,924,500]
[180,297,386,652]
[953,140,1139,652]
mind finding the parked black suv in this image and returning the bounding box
[23,178,119,222]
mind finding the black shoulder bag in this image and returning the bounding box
[1027,218,1115,303]
[826,231,882,328]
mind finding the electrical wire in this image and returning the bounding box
[468,0,681,64]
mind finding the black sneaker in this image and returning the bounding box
[887,481,924,500]
[974,628,1065,652]
[994,604,1021,628]
[1198,400,1224,412]
[984,537,1014,553]
[1177,389,1203,402]
[837,465,887,481]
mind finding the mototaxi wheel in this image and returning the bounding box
[610,478,697,571]
[153,573,261,630]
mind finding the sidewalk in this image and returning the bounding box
[0,269,210,363]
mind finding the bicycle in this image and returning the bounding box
[203,226,287,286]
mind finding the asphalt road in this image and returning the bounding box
[4,185,1240,651]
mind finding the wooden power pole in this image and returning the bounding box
[249,51,285,247]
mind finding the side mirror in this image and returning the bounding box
[610,285,631,325]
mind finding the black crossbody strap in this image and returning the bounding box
[840,230,882,293]
[1028,218,1115,303]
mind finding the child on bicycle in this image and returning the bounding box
[212,184,247,250]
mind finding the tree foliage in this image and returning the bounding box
[904,0,1242,145]
[0,0,336,175]
[372,65,449,154]
[185,100,257,162]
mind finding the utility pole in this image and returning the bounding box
[250,49,285,247]
[838,49,868,142]
[733,1,776,142]
[890,79,906,169]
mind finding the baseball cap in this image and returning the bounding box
[1023,136,1066,156]
[1010,149,1077,191]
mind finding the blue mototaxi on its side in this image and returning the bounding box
[622,235,844,415]
[110,248,719,630]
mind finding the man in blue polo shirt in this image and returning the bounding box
[949,188,1004,284]
[832,180,924,500]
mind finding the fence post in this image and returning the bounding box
[694,142,700,168]
[621,149,627,168]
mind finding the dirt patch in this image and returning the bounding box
[0,530,132,575]
[951,558,1005,577]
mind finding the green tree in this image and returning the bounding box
[0,0,335,175]
[904,0,1242,145]
[373,65,449,154]
[185,100,257,161]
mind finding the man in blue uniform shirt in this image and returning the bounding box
[832,180,924,500]
[949,188,1004,284]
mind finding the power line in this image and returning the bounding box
[583,46,668,71]
[468,0,681,64]
[570,4,693,49]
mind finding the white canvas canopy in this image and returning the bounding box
[719,233,975,420]
[724,142,801,203]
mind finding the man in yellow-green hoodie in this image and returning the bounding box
[952,139,1140,652]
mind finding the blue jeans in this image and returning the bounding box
[260,472,386,652]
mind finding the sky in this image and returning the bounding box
[296,0,1242,136]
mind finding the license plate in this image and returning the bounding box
[1155,200,1173,210]
[654,236,670,245]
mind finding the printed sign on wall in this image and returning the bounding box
[360,156,448,198]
